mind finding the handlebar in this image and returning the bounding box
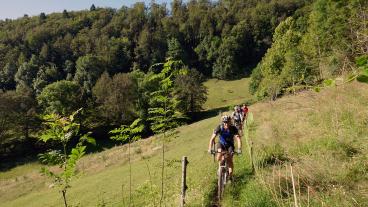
[210,150,242,155]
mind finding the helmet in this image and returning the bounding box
[234,105,240,111]
[221,115,231,123]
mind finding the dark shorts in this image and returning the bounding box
[216,142,234,153]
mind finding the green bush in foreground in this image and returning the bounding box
[38,109,95,207]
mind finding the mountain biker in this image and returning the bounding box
[232,106,243,135]
[241,104,248,121]
[208,115,242,180]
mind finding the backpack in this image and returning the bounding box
[232,111,242,124]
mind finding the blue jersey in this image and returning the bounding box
[214,124,238,146]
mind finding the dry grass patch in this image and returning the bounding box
[248,82,368,206]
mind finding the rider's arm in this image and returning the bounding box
[208,133,217,152]
[235,134,242,151]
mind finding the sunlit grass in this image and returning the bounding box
[204,77,254,110]
[232,82,368,206]
[1,113,228,206]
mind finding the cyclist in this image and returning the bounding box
[241,104,248,121]
[208,115,242,180]
[232,106,243,135]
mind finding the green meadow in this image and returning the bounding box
[203,78,254,110]
[0,78,253,206]
[1,79,368,206]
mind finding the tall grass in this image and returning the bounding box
[245,82,368,206]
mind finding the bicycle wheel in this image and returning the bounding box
[218,167,224,200]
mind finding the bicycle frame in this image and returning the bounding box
[213,150,237,200]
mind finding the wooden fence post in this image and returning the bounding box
[243,114,255,174]
[249,140,255,173]
[307,186,310,207]
[181,156,188,207]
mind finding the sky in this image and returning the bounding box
[0,0,171,20]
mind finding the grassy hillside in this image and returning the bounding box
[0,78,254,207]
[223,81,368,206]
[203,78,254,110]
[1,115,218,206]
[1,79,367,207]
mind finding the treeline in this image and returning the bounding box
[0,58,206,162]
[0,0,306,84]
[0,0,306,161]
[250,0,368,99]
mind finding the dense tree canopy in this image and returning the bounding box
[0,0,305,84]
[174,69,207,114]
[37,80,82,115]
[0,0,308,159]
[92,72,138,125]
[250,0,368,99]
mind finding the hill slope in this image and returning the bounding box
[0,78,252,206]
[1,80,368,206]
[203,77,254,110]
[223,81,368,206]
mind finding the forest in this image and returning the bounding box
[0,0,307,162]
[1,0,367,166]
[250,0,368,100]
[1,0,368,206]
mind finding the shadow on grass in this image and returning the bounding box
[190,98,256,123]
[0,128,119,172]
[202,165,255,207]
[85,129,118,153]
[0,138,48,171]
[204,179,221,207]
[228,166,255,201]
[190,106,231,123]
[0,154,39,172]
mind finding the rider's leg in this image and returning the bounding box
[216,143,223,161]
[228,155,234,177]
[216,143,224,170]
[227,146,234,178]
[216,149,222,162]
[238,124,243,136]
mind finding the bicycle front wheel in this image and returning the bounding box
[218,167,226,200]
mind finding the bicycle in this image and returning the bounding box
[211,150,241,200]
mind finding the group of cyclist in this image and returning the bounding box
[231,104,248,136]
[208,104,249,181]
